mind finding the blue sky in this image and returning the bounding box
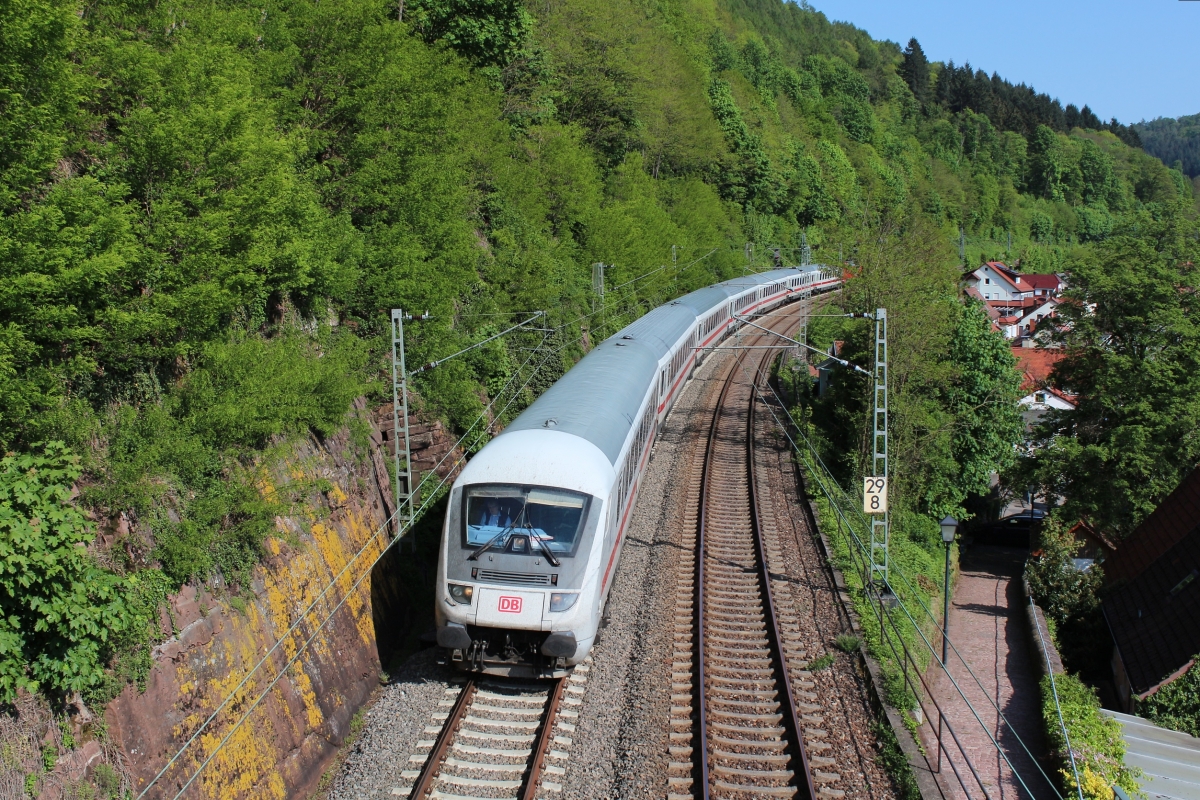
[808,1,1199,123]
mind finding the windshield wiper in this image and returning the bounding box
[533,534,561,567]
[468,524,513,561]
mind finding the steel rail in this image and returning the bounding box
[520,677,568,800]
[407,676,566,800]
[408,679,479,799]
[695,350,728,799]
[695,307,818,800]
[747,352,815,800]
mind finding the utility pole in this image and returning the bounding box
[867,308,892,602]
[671,245,678,296]
[958,228,966,263]
[390,309,422,549]
[800,231,811,267]
[592,263,606,313]
[744,242,753,274]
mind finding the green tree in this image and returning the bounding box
[899,38,930,108]
[1138,657,1200,738]
[1028,125,1067,201]
[1024,209,1200,536]
[1078,139,1121,209]
[405,0,533,70]
[0,0,80,210]
[1025,517,1107,673]
[946,300,1024,504]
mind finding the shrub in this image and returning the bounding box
[1041,673,1141,799]
[0,443,140,702]
[1026,518,1108,675]
[88,327,368,589]
[1137,657,1200,738]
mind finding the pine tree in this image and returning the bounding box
[899,37,930,108]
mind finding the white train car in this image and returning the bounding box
[435,266,841,676]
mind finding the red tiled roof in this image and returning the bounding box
[1102,466,1200,694]
[966,287,1003,319]
[1046,387,1077,407]
[1011,347,1064,391]
[985,262,1024,291]
[1022,274,1062,291]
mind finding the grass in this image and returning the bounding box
[809,653,836,671]
[835,634,862,652]
[873,717,922,800]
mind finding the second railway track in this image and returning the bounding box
[668,305,847,800]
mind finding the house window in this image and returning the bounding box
[1035,392,1046,403]
[984,278,991,285]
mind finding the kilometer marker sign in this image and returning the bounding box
[864,477,887,514]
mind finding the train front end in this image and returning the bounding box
[434,429,611,678]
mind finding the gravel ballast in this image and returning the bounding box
[327,299,899,800]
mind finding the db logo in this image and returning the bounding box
[498,596,523,613]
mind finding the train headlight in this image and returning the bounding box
[448,583,474,605]
[549,592,578,613]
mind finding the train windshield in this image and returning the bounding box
[462,485,590,558]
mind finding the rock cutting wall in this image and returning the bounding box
[104,400,410,799]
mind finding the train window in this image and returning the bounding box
[461,485,591,558]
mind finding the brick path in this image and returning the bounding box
[918,545,1057,800]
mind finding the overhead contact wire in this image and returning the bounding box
[139,331,552,799]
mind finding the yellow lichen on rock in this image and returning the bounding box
[108,425,394,800]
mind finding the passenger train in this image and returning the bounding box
[435,265,842,676]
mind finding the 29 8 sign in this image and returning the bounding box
[863,477,887,514]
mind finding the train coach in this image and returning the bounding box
[434,265,841,677]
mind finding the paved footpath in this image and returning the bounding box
[918,545,1058,800]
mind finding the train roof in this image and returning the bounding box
[497,266,825,466]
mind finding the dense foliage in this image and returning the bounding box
[1041,673,1142,800]
[1019,209,1200,537]
[0,443,138,701]
[919,51,1142,148]
[0,0,1195,703]
[1026,518,1107,676]
[1137,113,1200,178]
[803,227,1023,526]
[1137,658,1200,739]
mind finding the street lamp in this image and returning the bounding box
[938,514,958,771]
[939,516,958,668]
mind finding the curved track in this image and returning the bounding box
[667,303,841,800]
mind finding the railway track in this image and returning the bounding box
[668,307,846,800]
[398,670,578,800]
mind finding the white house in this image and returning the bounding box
[1003,298,1061,340]
[964,262,1063,304]
[966,262,1032,302]
[1019,386,1075,411]
[1012,345,1076,411]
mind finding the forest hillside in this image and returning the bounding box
[1,0,1196,711]
[1138,112,1200,179]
